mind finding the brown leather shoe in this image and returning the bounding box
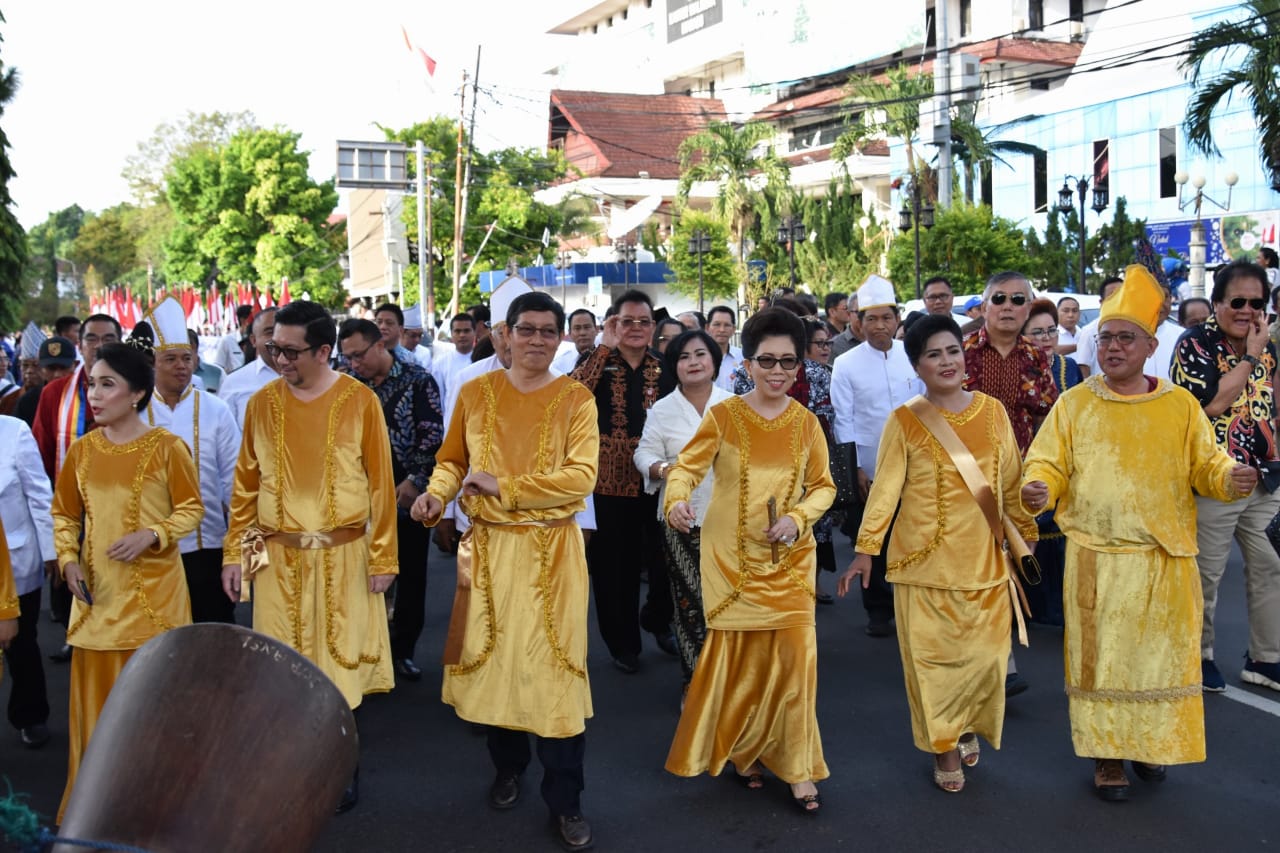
[1093,758,1130,802]
[552,814,594,851]
[489,770,520,809]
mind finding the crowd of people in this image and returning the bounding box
[1,253,1279,850]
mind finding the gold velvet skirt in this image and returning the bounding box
[894,583,1010,754]
[59,648,136,823]
[1064,543,1205,765]
[665,626,828,784]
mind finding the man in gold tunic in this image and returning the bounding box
[1022,265,1256,801]
[221,301,397,814]
[412,291,599,852]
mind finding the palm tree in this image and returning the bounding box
[1182,1,1280,191]
[948,110,1045,205]
[832,64,935,194]
[0,12,27,330]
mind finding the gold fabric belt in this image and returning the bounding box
[443,516,577,666]
[240,524,367,581]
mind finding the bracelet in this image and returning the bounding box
[150,529,160,544]
[1242,354,1261,368]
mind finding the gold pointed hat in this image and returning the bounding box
[1098,264,1164,336]
[144,296,192,351]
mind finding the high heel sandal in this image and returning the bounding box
[790,783,821,814]
[933,756,965,793]
[736,764,765,790]
[958,735,980,768]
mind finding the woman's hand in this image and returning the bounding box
[411,493,443,524]
[106,529,158,563]
[63,561,91,604]
[837,554,873,597]
[766,515,799,546]
[1021,480,1049,513]
[369,574,395,594]
[0,618,17,649]
[667,501,696,533]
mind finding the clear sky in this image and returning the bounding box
[3,0,575,229]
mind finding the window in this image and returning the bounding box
[1033,151,1048,213]
[980,162,993,207]
[1069,0,1084,22]
[925,4,936,47]
[1159,127,1177,198]
[960,0,972,37]
[788,115,860,152]
[1028,0,1044,30]
[1093,138,1110,192]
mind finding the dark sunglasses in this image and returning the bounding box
[750,355,801,371]
[1228,297,1267,310]
[989,292,1028,306]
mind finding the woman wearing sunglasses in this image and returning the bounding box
[663,308,837,814]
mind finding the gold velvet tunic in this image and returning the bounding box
[224,375,398,710]
[1023,376,1242,764]
[857,393,1036,754]
[663,397,836,783]
[425,372,598,738]
[1,521,16,683]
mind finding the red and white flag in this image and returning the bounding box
[401,25,438,91]
[279,277,292,306]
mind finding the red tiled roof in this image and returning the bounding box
[549,90,727,180]
[781,139,889,167]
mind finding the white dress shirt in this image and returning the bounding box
[715,346,744,392]
[218,359,279,429]
[213,331,245,374]
[434,348,476,405]
[1148,318,1186,381]
[830,340,923,478]
[634,385,732,524]
[0,415,56,595]
[1074,318,1102,374]
[145,387,241,554]
[553,346,587,376]
[1058,326,1078,346]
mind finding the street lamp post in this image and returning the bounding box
[897,179,935,298]
[1056,175,1109,294]
[614,240,637,287]
[776,217,806,288]
[554,250,574,308]
[688,229,713,313]
[1175,170,1238,298]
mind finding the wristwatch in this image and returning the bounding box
[1243,354,1261,368]
[658,462,671,478]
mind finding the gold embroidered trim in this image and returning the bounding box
[1087,372,1173,403]
[706,405,753,621]
[855,535,883,554]
[448,524,497,675]
[192,391,203,550]
[886,434,948,572]
[939,394,983,426]
[536,527,587,679]
[730,395,802,432]
[1066,683,1202,703]
[0,594,18,615]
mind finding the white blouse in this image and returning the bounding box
[634,384,733,524]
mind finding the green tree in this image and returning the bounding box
[165,127,344,304]
[949,109,1045,205]
[665,211,736,300]
[1024,209,1072,289]
[1091,196,1146,282]
[123,110,258,205]
[833,65,934,191]
[0,12,25,330]
[68,205,138,287]
[22,204,84,321]
[886,202,1032,297]
[1182,1,1280,191]
[796,176,886,295]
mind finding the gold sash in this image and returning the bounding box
[240,524,368,586]
[442,516,577,666]
[905,395,1035,647]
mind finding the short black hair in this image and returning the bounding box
[1211,260,1269,304]
[468,304,491,325]
[706,305,736,326]
[1056,296,1080,308]
[740,307,805,359]
[824,292,847,312]
[82,313,123,339]
[236,304,254,323]
[802,317,827,346]
[857,303,901,321]
[567,308,596,328]
[374,303,404,326]
[794,293,819,317]
[613,288,653,315]
[1099,276,1125,299]
[1260,247,1279,269]
[654,318,685,347]
[508,291,565,331]
[770,297,806,317]
[187,329,200,350]
[93,342,155,411]
[922,276,953,293]
[1178,297,1212,325]
[54,315,81,335]
[664,329,722,383]
[904,313,963,367]
[337,318,381,347]
[470,335,495,363]
[275,301,336,351]
[450,314,476,331]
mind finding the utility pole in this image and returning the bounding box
[415,140,434,328]
[935,0,953,209]
[449,70,468,318]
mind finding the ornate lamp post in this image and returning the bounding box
[776,216,806,288]
[1056,175,1109,294]
[614,240,637,287]
[898,179,935,298]
[1175,170,1238,298]
[687,230,713,313]
[554,250,574,307]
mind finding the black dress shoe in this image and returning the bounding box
[489,770,521,809]
[395,658,423,682]
[652,631,678,658]
[1131,761,1167,783]
[20,724,50,749]
[1005,672,1030,697]
[864,617,894,638]
[611,655,640,674]
[49,644,72,663]
[335,767,359,814]
[552,814,594,851]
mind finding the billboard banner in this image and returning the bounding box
[1145,210,1278,265]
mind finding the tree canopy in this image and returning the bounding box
[887,202,1032,297]
[0,12,25,330]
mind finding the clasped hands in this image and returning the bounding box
[666,501,800,547]
[410,471,500,525]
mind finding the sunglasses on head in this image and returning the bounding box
[1228,297,1267,310]
[989,292,1028,306]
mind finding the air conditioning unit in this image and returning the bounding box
[952,54,981,100]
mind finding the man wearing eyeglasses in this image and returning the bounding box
[831,275,923,637]
[921,277,955,317]
[1073,276,1125,378]
[219,307,279,429]
[221,301,398,814]
[337,318,444,685]
[572,288,673,673]
[707,305,742,391]
[1172,260,1280,695]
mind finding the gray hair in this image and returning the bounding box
[982,271,1033,302]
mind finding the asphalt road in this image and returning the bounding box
[4,535,1278,853]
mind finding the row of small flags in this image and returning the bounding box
[88,280,293,334]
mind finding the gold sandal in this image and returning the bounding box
[933,757,965,793]
[958,735,980,768]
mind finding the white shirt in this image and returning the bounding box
[213,331,245,374]
[411,343,434,372]
[434,348,476,405]
[1148,318,1185,381]
[830,340,923,478]
[1058,326,1078,346]
[0,415,56,595]
[1074,318,1102,374]
[553,346,587,376]
[715,346,744,392]
[146,387,241,554]
[634,385,732,524]
[218,359,279,429]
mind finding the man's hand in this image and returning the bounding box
[461,471,500,499]
[856,469,872,503]
[433,518,458,554]
[667,500,696,533]
[601,316,621,350]
[1231,464,1259,496]
[369,574,395,595]
[106,529,158,563]
[1247,315,1269,359]
[0,618,16,650]
[837,554,873,597]
[221,564,243,603]
[1022,480,1050,513]
[395,479,421,511]
[411,493,444,524]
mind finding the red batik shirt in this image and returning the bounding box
[963,327,1058,457]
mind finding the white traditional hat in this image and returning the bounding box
[856,274,898,311]
[145,296,192,351]
[403,305,423,330]
[20,321,46,360]
[489,277,534,327]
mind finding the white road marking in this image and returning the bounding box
[1221,685,1280,718]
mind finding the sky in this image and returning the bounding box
[4,0,580,229]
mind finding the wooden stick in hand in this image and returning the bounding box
[767,496,780,564]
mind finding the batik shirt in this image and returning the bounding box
[572,345,663,497]
[963,327,1058,457]
[1171,315,1278,468]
